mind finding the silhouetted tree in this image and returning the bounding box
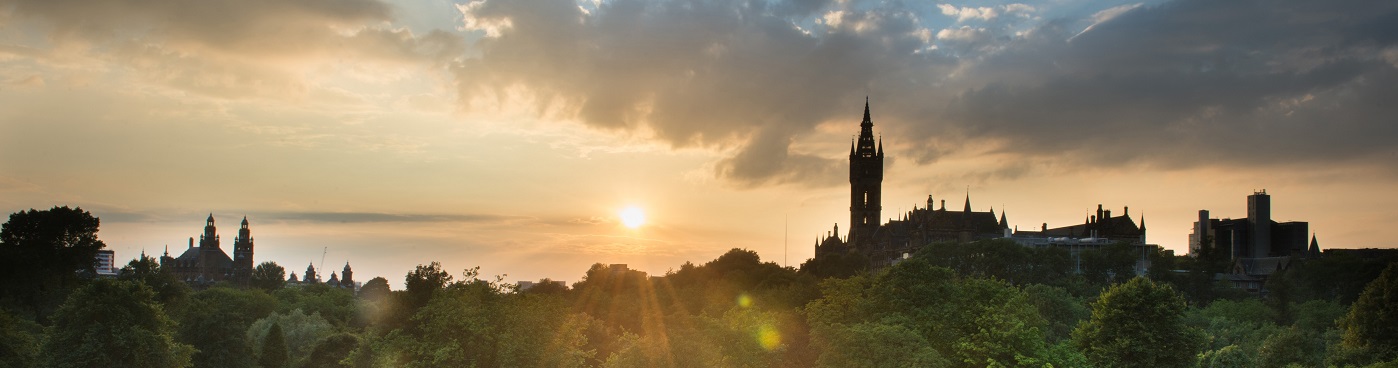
[0,206,106,322]
[358,277,391,302]
[251,262,287,291]
[404,262,452,311]
[521,278,568,295]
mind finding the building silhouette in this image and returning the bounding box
[814,100,1154,272]
[160,214,254,285]
[1189,190,1318,292]
[815,100,1011,267]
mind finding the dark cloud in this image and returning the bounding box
[453,0,953,187]
[927,0,1398,169]
[455,0,1398,187]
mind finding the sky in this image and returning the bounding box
[2,0,1396,286]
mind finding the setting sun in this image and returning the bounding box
[620,207,646,229]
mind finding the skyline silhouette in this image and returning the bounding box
[3,0,1396,283]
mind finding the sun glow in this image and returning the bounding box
[620,206,646,229]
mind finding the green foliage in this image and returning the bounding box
[179,286,278,368]
[1021,284,1089,343]
[807,259,1052,367]
[1078,242,1141,286]
[246,309,334,367]
[304,333,358,368]
[258,323,289,368]
[40,279,193,368]
[1340,262,1398,364]
[1197,344,1252,368]
[118,253,190,311]
[912,239,1073,286]
[273,284,359,328]
[251,262,287,291]
[0,309,42,368]
[0,206,106,322]
[1257,326,1327,368]
[1073,277,1205,368]
[812,321,948,367]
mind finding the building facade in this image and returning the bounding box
[160,215,255,285]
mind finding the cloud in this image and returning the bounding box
[937,3,1037,22]
[923,0,1398,170]
[1,0,463,99]
[453,0,949,187]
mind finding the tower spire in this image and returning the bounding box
[963,188,972,213]
[863,96,871,123]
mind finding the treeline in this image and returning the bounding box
[3,206,1398,367]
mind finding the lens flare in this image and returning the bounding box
[736,293,753,308]
[757,324,781,351]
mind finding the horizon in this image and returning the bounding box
[4,0,1397,286]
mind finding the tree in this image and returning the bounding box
[1340,262,1398,363]
[118,254,190,310]
[1073,277,1205,368]
[0,309,42,368]
[813,322,948,367]
[0,206,106,321]
[258,322,289,368]
[358,277,391,302]
[246,309,334,367]
[39,279,193,367]
[252,262,287,291]
[304,333,359,368]
[179,287,278,368]
[404,262,452,311]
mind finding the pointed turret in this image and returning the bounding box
[1309,234,1321,258]
[877,136,884,156]
[999,210,1008,229]
[963,192,972,213]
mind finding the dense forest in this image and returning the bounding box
[3,206,1398,368]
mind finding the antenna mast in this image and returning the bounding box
[319,247,327,282]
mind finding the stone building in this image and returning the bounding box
[160,215,254,285]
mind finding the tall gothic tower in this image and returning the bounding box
[198,214,220,280]
[849,98,884,244]
[233,216,255,284]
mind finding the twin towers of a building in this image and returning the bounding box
[848,98,884,244]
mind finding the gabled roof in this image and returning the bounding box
[1036,215,1142,239]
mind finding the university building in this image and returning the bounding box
[814,100,1156,273]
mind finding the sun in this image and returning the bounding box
[620,206,646,229]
